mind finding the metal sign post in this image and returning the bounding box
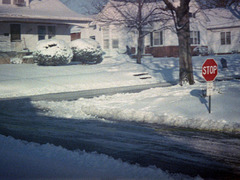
[202,59,218,114]
[207,81,213,113]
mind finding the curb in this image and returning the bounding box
[0,82,178,102]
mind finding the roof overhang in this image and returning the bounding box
[0,16,92,27]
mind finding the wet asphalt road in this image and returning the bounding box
[0,98,240,179]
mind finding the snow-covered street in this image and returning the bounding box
[0,54,240,179]
[0,97,239,179]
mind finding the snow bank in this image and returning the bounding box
[33,80,240,134]
[34,39,73,66]
[0,135,197,180]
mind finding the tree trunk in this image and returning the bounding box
[176,1,194,85]
[137,30,144,64]
[177,29,194,85]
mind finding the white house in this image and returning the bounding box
[0,0,92,52]
[79,0,240,57]
[204,8,240,54]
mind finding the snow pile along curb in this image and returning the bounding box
[33,80,240,134]
[0,135,199,180]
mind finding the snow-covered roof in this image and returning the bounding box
[203,8,240,30]
[0,0,92,25]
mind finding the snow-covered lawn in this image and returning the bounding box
[0,53,239,98]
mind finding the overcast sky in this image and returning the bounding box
[60,0,96,14]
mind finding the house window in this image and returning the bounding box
[112,39,119,49]
[14,0,25,6]
[90,36,96,40]
[151,31,163,46]
[38,26,46,40]
[190,31,200,45]
[48,26,56,39]
[2,0,11,4]
[38,26,56,41]
[103,27,109,49]
[103,40,109,49]
[10,24,21,42]
[221,32,231,45]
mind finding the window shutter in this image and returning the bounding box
[198,31,200,44]
[150,32,153,46]
[160,31,163,45]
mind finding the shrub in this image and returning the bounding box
[34,39,73,66]
[70,38,104,64]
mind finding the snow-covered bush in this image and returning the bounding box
[70,38,104,64]
[34,39,73,66]
[10,58,22,64]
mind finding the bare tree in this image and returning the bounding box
[95,0,170,64]
[163,0,194,85]
[196,0,240,18]
[95,0,195,84]
[196,0,239,8]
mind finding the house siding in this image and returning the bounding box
[0,22,72,52]
[145,46,179,57]
[207,27,240,54]
[144,46,208,57]
[71,32,81,41]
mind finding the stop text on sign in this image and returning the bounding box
[202,65,217,75]
[202,59,218,82]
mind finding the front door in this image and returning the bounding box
[10,24,21,42]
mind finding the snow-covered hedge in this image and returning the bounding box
[34,39,73,66]
[70,38,104,64]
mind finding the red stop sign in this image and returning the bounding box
[202,59,218,81]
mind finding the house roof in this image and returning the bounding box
[0,0,92,25]
[203,8,240,30]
